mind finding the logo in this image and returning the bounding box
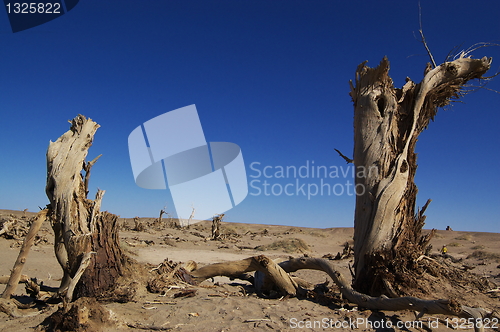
[3,0,79,33]
[128,105,248,224]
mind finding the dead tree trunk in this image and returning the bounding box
[211,214,224,240]
[45,114,123,301]
[349,56,492,295]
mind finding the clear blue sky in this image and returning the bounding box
[1,1,499,232]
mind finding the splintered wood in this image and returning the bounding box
[147,259,197,294]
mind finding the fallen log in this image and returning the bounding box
[190,255,297,296]
[189,255,489,332]
[280,257,487,328]
[2,209,48,299]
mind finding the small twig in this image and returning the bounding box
[82,154,102,198]
[455,42,500,60]
[418,1,436,68]
[143,301,177,305]
[348,262,355,279]
[486,288,500,293]
[334,149,353,164]
[127,323,172,330]
[244,319,272,323]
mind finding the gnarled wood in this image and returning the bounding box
[45,115,123,301]
[350,56,492,294]
[191,255,297,296]
[188,255,488,332]
[279,257,487,327]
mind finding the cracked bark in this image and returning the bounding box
[349,56,492,295]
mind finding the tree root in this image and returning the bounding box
[0,275,29,284]
[190,255,490,332]
[0,298,40,318]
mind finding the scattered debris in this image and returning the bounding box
[255,238,309,254]
[322,242,353,260]
[147,259,196,294]
[174,289,197,298]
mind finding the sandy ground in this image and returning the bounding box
[1,209,499,331]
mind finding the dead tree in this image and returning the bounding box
[45,114,123,301]
[211,214,224,240]
[349,55,492,294]
[158,208,166,223]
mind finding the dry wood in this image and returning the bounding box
[189,255,489,332]
[0,275,28,284]
[0,218,30,240]
[280,257,488,332]
[0,296,40,317]
[1,209,48,299]
[127,323,172,331]
[25,279,56,302]
[82,154,102,198]
[0,220,15,236]
[64,251,95,302]
[190,257,259,281]
[183,260,197,272]
[0,298,30,318]
[158,208,166,223]
[349,56,492,294]
[45,114,123,301]
[190,255,296,296]
[211,214,224,240]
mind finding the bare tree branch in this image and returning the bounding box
[334,149,353,164]
[418,1,437,68]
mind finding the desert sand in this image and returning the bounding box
[1,209,499,331]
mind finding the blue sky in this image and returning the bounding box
[1,1,499,232]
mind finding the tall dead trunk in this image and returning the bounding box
[349,56,492,295]
[45,115,123,301]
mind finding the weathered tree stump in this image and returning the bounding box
[45,114,123,301]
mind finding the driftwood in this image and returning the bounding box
[189,255,489,332]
